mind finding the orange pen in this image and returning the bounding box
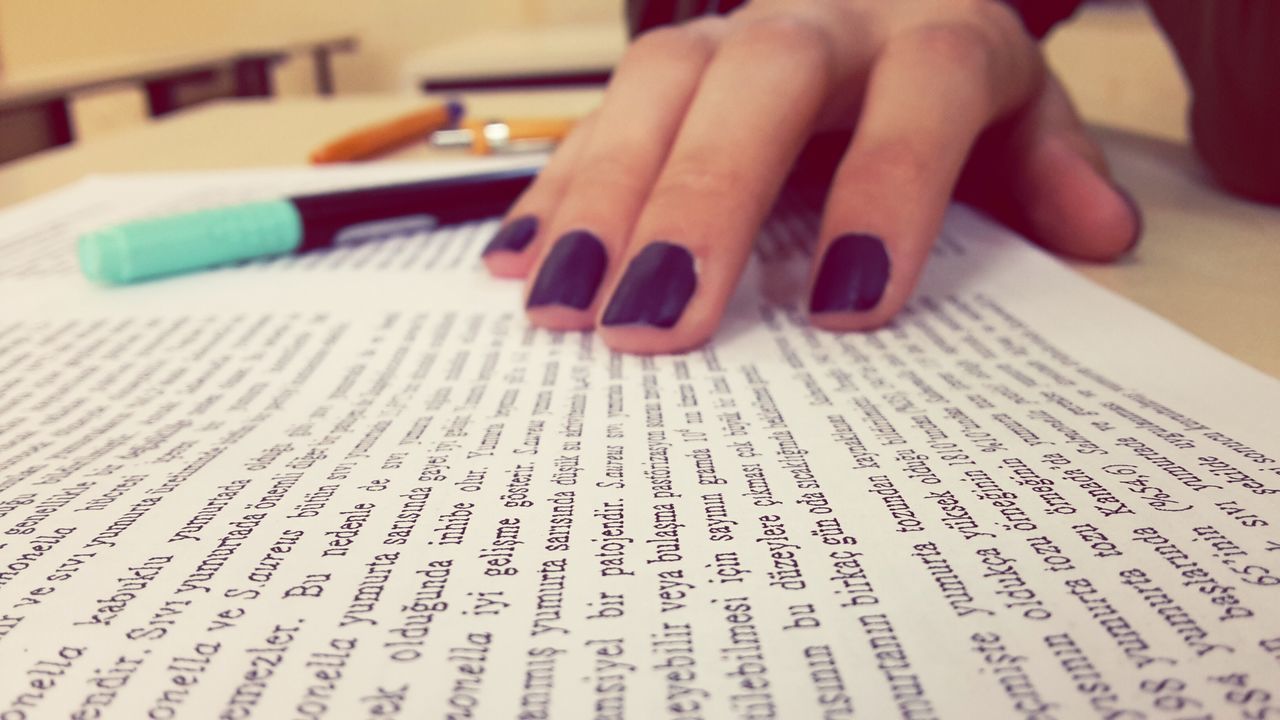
[309,101,464,164]
[430,117,576,155]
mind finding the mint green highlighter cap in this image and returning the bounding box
[78,200,304,284]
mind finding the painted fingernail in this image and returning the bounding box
[809,233,890,314]
[1116,186,1143,255]
[483,215,538,256]
[526,230,608,310]
[601,242,696,328]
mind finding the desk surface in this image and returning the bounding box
[0,93,1276,380]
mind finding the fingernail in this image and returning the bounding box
[526,230,608,310]
[809,233,890,314]
[483,215,538,256]
[601,242,696,328]
[1115,186,1143,255]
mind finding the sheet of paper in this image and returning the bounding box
[1,164,1278,719]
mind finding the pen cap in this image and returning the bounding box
[78,200,303,285]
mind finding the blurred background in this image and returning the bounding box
[0,0,616,91]
[0,0,619,161]
[0,0,1188,164]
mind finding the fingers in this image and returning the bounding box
[521,21,725,330]
[482,111,597,278]
[492,2,1126,352]
[961,72,1141,261]
[809,21,1041,331]
[594,16,836,353]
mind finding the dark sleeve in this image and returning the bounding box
[1000,0,1084,38]
[625,0,1082,38]
[626,0,747,36]
[1147,0,1280,204]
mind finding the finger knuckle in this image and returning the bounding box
[843,140,933,194]
[626,25,716,67]
[571,153,655,197]
[651,156,750,207]
[943,0,989,17]
[726,15,833,70]
[968,0,1026,39]
[894,23,993,77]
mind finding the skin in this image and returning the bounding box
[483,0,1141,354]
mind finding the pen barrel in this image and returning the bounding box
[78,200,303,284]
[504,118,576,142]
[291,168,538,251]
[310,102,464,164]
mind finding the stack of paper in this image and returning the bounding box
[1,164,1277,717]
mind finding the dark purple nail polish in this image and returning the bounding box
[526,230,607,310]
[809,233,890,314]
[483,215,539,256]
[601,242,696,328]
[1116,187,1143,255]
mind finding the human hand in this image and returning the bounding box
[481,0,1141,354]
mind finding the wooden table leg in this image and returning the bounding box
[313,48,336,96]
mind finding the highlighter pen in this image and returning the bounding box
[78,166,538,285]
[309,101,464,164]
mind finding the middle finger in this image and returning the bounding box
[597,15,835,353]
[523,20,726,330]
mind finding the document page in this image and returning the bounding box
[1,165,1278,719]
